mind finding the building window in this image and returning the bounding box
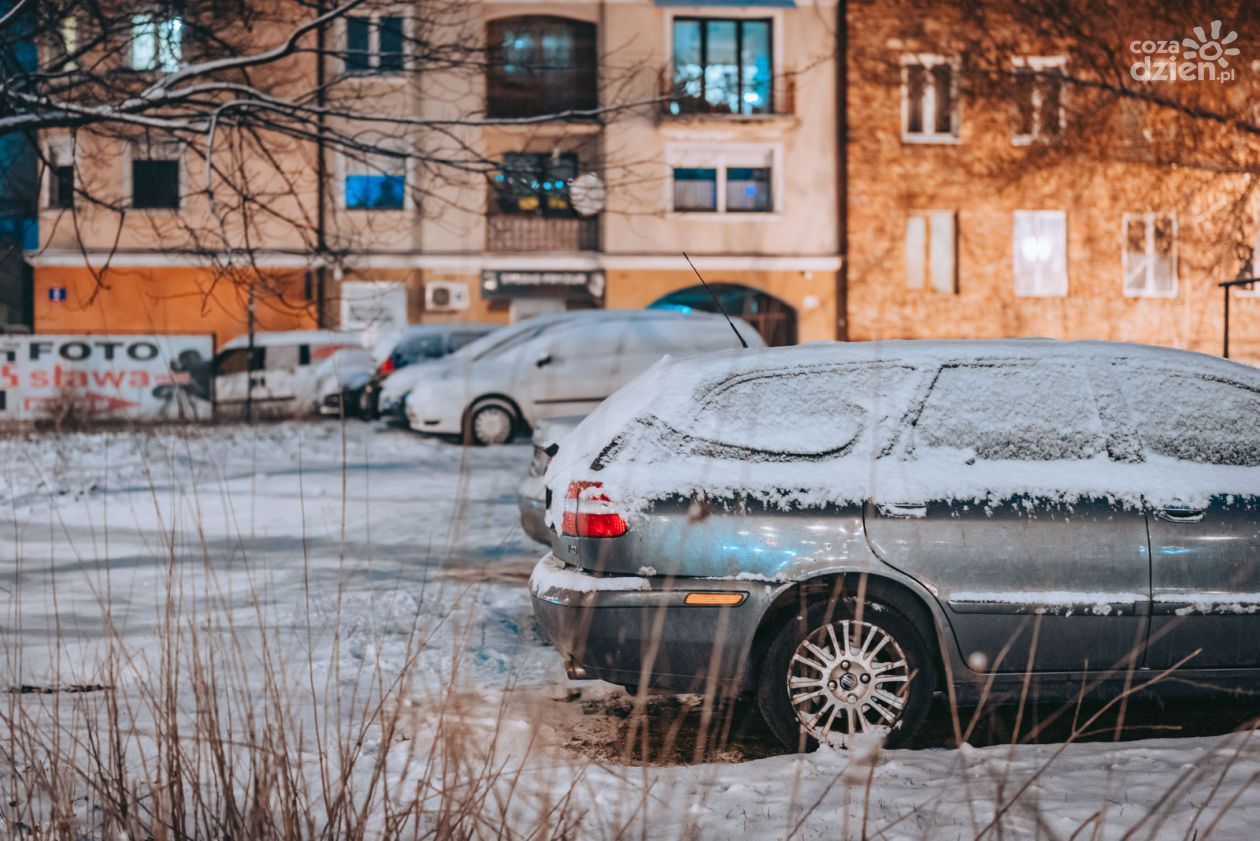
[487,17,597,118]
[1013,210,1067,296]
[1123,213,1177,297]
[130,14,182,72]
[1013,56,1065,144]
[46,141,75,209]
[905,211,957,293]
[673,168,717,212]
[344,150,406,210]
[669,147,776,214]
[344,15,405,74]
[493,152,579,215]
[671,17,772,115]
[902,55,959,142]
[131,150,181,209]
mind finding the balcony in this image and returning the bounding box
[659,70,796,119]
[486,213,601,253]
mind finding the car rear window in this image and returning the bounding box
[913,362,1106,461]
[678,363,920,458]
[1121,371,1260,466]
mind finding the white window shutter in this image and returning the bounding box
[928,210,956,293]
[905,214,927,289]
[1041,211,1067,296]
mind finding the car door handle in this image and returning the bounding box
[876,502,928,519]
[1156,506,1205,524]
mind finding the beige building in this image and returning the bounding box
[31,1,842,348]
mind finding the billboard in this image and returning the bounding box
[0,335,214,422]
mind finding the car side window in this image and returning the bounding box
[449,331,484,352]
[264,344,300,372]
[912,362,1106,461]
[1121,369,1260,466]
[215,348,253,375]
[684,363,920,457]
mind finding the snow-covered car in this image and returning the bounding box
[313,347,375,416]
[359,323,496,419]
[518,414,585,544]
[213,330,362,418]
[403,309,764,445]
[530,339,1260,750]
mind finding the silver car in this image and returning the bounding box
[529,339,1260,750]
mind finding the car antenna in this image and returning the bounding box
[683,251,749,349]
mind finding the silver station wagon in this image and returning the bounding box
[528,340,1260,750]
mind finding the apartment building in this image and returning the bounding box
[29,1,842,347]
[24,1,1258,358]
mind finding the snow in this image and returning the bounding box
[5,422,1260,838]
[546,339,1260,527]
[531,552,649,595]
[951,591,1150,616]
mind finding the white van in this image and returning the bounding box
[213,330,362,418]
[402,310,764,444]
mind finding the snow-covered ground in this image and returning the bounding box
[2,422,1259,839]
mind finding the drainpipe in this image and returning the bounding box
[315,0,329,327]
[834,0,849,341]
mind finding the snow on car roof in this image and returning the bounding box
[545,339,1260,520]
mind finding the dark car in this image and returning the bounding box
[358,323,495,419]
[530,340,1260,750]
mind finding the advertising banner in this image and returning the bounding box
[0,335,214,422]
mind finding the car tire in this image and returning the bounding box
[464,400,516,446]
[756,594,934,752]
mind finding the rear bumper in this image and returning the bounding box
[528,553,773,694]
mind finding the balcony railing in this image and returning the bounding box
[659,70,796,118]
[486,213,601,253]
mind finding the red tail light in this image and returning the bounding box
[561,480,628,538]
[379,357,395,375]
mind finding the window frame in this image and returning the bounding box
[338,146,411,212]
[125,141,183,211]
[668,15,776,116]
[1122,212,1178,298]
[1012,209,1069,298]
[341,13,408,77]
[900,53,961,144]
[485,15,598,119]
[1011,55,1067,145]
[129,13,183,72]
[665,143,781,217]
[44,137,76,210]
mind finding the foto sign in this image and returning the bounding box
[0,334,214,421]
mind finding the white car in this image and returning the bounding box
[403,309,765,445]
[312,347,375,416]
[213,330,362,418]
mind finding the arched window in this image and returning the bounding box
[487,16,597,118]
[649,283,798,347]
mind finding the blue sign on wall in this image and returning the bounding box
[48,286,67,303]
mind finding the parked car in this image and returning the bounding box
[313,347,375,416]
[530,339,1260,750]
[213,330,361,418]
[404,309,764,445]
[359,323,496,419]
[518,415,585,544]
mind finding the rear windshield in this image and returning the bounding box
[656,363,920,459]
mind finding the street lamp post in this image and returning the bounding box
[1220,275,1258,359]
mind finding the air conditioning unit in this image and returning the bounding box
[425,281,470,313]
